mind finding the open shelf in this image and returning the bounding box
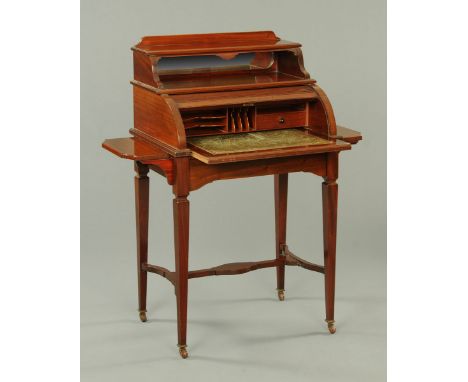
[172,85,318,110]
[158,72,314,94]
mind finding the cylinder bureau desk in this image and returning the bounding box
[102,31,362,359]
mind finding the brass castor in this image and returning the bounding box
[139,311,147,322]
[277,289,285,301]
[326,320,336,334]
[178,345,188,359]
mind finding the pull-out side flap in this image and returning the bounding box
[331,126,362,144]
[102,137,169,161]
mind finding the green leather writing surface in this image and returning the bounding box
[188,129,330,155]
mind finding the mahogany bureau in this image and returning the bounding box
[102,31,362,359]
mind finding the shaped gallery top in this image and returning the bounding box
[132,31,301,56]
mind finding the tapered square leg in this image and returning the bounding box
[274,173,288,301]
[322,174,338,334]
[134,161,149,322]
[173,158,190,358]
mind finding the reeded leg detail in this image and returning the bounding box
[135,162,149,321]
[325,319,336,334]
[139,310,147,322]
[323,153,339,334]
[277,288,285,301]
[178,344,188,359]
[174,195,189,353]
[274,174,288,296]
[173,158,190,357]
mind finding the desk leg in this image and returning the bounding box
[173,158,190,359]
[134,162,149,323]
[322,176,338,334]
[274,174,288,301]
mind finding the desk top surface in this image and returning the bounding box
[102,126,359,165]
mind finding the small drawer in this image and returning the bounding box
[255,103,307,130]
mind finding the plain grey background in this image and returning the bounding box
[81,0,386,381]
